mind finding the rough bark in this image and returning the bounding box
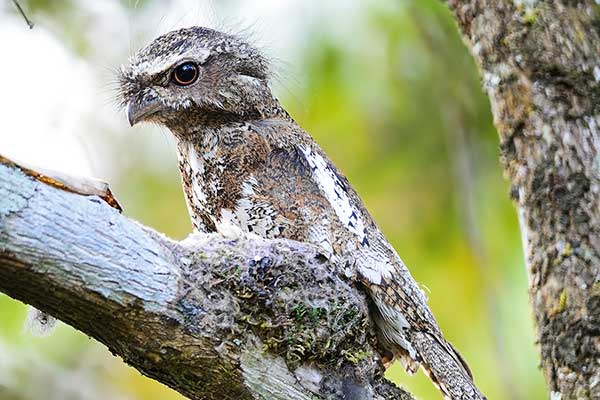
[444,1,600,398]
[0,160,414,400]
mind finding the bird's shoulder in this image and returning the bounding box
[226,122,453,349]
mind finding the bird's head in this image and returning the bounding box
[119,27,276,133]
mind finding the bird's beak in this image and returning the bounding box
[127,96,162,126]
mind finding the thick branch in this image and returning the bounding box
[0,162,413,400]
[444,1,600,397]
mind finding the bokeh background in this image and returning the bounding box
[0,0,546,399]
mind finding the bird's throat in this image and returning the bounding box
[175,132,222,233]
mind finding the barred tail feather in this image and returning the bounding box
[411,331,486,400]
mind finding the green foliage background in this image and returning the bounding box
[0,0,546,399]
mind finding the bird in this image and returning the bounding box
[119,26,486,400]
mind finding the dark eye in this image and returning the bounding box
[172,62,199,86]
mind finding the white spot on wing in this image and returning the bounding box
[357,259,391,285]
[300,146,366,243]
[300,145,398,285]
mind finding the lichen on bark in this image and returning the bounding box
[445,0,600,397]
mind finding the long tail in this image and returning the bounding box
[411,331,486,400]
[367,282,486,400]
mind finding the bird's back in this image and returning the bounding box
[176,117,483,399]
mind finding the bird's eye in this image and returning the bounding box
[172,62,199,86]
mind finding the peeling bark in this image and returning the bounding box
[0,160,414,400]
[444,1,600,398]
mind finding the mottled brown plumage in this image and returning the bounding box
[120,26,486,400]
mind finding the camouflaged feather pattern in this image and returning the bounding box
[120,26,486,400]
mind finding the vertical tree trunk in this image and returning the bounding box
[444,1,600,398]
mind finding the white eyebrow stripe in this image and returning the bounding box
[300,145,367,244]
[130,48,211,79]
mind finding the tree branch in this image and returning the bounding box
[444,1,600,397]
[0,160,414,400]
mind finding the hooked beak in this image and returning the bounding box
[126,96,162,126]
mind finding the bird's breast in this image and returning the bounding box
[177,134,400,288]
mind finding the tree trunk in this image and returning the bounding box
[0,159,414,400]
[444,1,600,398]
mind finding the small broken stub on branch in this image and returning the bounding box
[0,154,122,211]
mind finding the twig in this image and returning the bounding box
[12,0,34,29]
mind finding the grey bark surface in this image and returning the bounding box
[444,1,600,398]
[0,161,415,400]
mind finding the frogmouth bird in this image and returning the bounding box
[120,26,486,400]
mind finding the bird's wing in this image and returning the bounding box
[294,140,485,400]
[247,121,484,399]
